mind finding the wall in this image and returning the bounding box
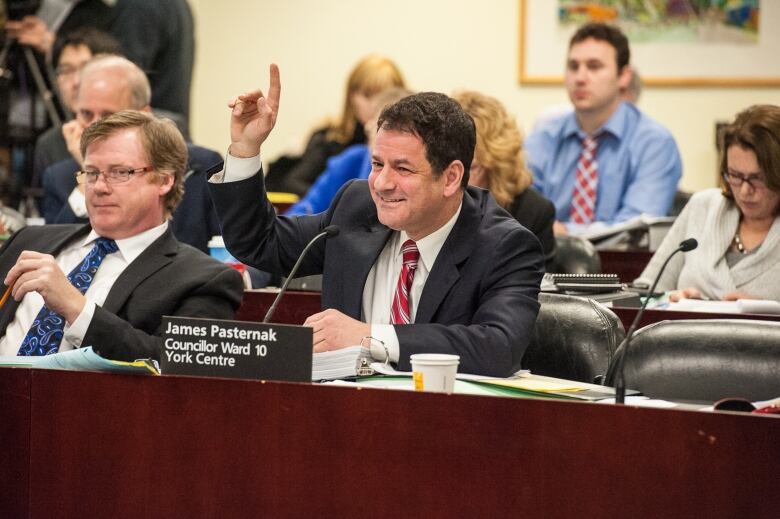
[188,0,780,193]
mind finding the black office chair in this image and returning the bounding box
[605,319,780,402]
[668,190,692,217]
[520,293,625,383]
[548,235,601,274]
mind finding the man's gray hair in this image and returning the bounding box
[80,54,152,109]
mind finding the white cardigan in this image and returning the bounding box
[637,188,780,301]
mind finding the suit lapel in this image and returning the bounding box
[340,220,392,318]
[101,228,177,314]
[415,191,482,324]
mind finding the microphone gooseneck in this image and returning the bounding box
[613,238,698,404]
[263,225,340,323]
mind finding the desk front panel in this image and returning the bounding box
[2,368,778,518]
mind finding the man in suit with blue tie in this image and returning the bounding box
[209,65,544,377]
[0,111,244,361]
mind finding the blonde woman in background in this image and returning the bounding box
[265,54,406,196]
[454,91,556,264]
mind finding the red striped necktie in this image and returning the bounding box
[390,239,419,325]
[570,135,600,224]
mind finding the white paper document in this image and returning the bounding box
[666,299,780,315]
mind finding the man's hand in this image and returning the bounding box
[6,16,54,54]
[5,251,86,323]
[553,221,568,236]
[228,63,281,158]
[668,287,703,302]
[304,308,371,353]
[62,120,85,166]
[723,291,758,301]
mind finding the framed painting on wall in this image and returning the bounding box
[519,0,780,86]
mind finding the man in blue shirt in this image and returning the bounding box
[525,23,682,235]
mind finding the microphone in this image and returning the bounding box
[612,238,698,404]
[263,225,340,323]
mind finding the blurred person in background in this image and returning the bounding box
[454,91,556,265]
[286,87,412,216]
[264,54,406,197]
[637,105,780,302]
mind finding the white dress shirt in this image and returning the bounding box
[0,222,168,356]
[212,152,462,363]
[362,207,460,363]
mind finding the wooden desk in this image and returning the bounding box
[599,249,653,282]
[2,368,778,518]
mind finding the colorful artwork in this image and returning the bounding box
[557,0,760,44]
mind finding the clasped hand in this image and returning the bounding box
[669,287,758,302]
[4,251,86,323]
[228,63,281,158]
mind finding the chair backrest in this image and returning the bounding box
[548,235,601,274]
[605,319,780,402]
[521,293,625,383]
[669,190,692,217]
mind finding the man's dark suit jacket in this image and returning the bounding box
[33,125,69,190]
[0,224,244,361]
[210,174,544,377]
[41,144,223,253]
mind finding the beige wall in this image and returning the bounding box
[189,0,780,193]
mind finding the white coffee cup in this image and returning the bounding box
[410,353,460,393]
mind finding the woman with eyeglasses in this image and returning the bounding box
[637,104,780,302]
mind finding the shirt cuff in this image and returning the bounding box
[368,324,400,364]
[208,152,262,183]
[63,300,96,347]
[67,188,88,217]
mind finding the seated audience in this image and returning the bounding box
[453,91,556,264]
[286,87,412,216]
[525,23,682,235]
[33,27,124,186]
[637,105,780,302]
[0,111,244,360]
[264,54,406,196]
[41,55,222,253]
[209,66,544,377]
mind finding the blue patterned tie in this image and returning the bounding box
[17,237,119,356]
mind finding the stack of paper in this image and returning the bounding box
[312,345,371,381]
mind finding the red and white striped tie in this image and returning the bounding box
[390,239,419,325]
[570,135,599,224]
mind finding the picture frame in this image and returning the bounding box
[518,0,780,86]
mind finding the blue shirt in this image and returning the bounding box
[286,144,371,216]
[525,102,682,226]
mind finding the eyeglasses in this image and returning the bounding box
[722,170,767,190]
[76,166,153,185]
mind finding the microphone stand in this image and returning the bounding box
[613,239,697,404]
[263,226,339,323]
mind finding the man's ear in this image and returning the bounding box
[618,64,633,91]
[442,160,464,197]
[157,172,174,196]
[141,105,153,113]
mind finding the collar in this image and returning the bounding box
[564,101,634,141]
[82,221,169,264]
[393,202,463,271]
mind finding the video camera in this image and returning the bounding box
[3,0,42,22]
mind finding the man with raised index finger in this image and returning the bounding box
[209,65,543,377]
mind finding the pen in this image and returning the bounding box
[0,284,12,309]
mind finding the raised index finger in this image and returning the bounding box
[265,63,281,112]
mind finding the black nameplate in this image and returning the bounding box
[160,316,312,382]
